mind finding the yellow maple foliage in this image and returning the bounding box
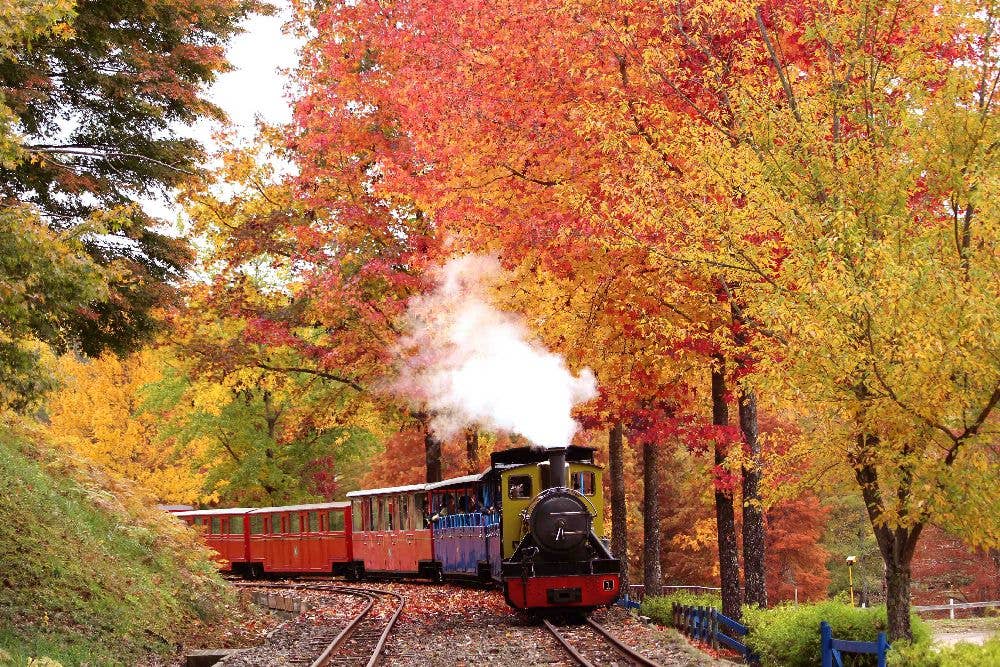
[46,349,207,505]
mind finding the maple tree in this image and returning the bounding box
[293,0,998,639]
[0,2,101,411]
[46,348,205,504]
[909,526,1000,606]
[0,0,260,410]
[291,0,772,616]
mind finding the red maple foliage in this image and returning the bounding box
[765,495,831,603]
[910,525,1000,606]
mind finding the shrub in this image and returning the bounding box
[742,600,931,667]
[640,591,723,627]
[888,636,1000,666]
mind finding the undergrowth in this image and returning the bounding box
[640,591,723,626]
[0,420,231,665]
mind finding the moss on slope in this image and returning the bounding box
[0,422,230,665]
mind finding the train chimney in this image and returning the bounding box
[546,448,568,489]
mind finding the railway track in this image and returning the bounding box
[227,582,404,667]
[311,585,404,667]
[543,617,662,667]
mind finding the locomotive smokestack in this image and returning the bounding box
[547,448,568,489]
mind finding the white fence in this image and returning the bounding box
[914,599,1000,619]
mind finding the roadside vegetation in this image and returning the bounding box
[0,423,234,665]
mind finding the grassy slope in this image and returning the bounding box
[0,422,230,665]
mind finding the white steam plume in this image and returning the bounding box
[393,255,597,448]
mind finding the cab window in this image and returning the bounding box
[328,510,345,531]
[229,516,243,534]
[508,475,532,499]
[210,516,221,533]
[289,512,301,534]
[249,515,264,535]
[308,511,319,532]
[572,471,597,496]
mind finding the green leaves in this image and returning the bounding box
[0,207,104,411]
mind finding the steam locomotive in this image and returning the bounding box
[174,445,621,613]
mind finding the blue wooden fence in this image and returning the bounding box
[820,621,890,667]
[673,603,755,663]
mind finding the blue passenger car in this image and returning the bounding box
[427,473,500,580]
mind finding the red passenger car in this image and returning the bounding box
[175,507,253,572]
[246,502,356,576]
[347,484,437,578]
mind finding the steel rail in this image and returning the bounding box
[309,585,404,667]
[230,581,403,667]
[542,619,597,667]
[586,618,662,667]
[543,617,663,667]
[328,586,405,667]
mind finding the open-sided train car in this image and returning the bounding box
[246,502,354,576]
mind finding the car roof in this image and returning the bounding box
[248,502,350,513]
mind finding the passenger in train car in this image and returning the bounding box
[418,496,430,528]
[431,493,456,522]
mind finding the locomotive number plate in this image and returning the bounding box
[546,587,582,604]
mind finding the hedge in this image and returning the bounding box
[743,600,931,667]
[640,591,723,627]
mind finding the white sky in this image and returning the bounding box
[145,2,303,223]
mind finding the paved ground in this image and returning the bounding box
[928,617,1000,647]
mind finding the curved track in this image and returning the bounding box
[543,618,662,667]
[311,585,404,667]
[232,582,404,667]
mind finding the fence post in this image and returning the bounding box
[710,608,719,649]
[820,621,833,667]
[877,632,889,667]
[949,598,955,620]
[672,602,679,628]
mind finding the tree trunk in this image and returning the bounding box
[609,421,629,595]
[739,388,767,608]
[465,427,479,472]
[713,360,743,618]
[642,439,662,596]
[417,412,442,483]
[885,558,913,641]
[852,432,922,641]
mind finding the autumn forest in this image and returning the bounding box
[1,0,998,662]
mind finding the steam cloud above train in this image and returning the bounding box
[392,255,598,449]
